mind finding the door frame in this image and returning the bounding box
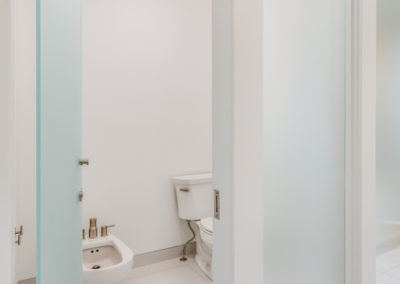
[346,0,376,284]
[0,0,15,282]
[212,0,264,283]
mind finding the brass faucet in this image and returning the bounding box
[89,218,98,239]
[101,225,116,237]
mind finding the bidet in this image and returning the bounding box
[83,234,134,284]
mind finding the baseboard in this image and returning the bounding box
[134,242,196,268]
[17,242,196,284]
[18,279,35,284]
[377,236,400,256]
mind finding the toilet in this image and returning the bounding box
[82,234,134,284]
[173,173,214,279]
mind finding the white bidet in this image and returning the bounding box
[83,234,134,284]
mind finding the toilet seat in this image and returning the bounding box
[199,217,213,253]
[200,217,213,235]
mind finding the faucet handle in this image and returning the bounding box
[101,225,116,237]
[89,218,97,227]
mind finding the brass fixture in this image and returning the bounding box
[15,225,23,245]
[180,187,190,192]
[82,229,86,240]
[89,218,98,239]
[101,225,116,237]
[92,265,101,270]
[79,159,89,166]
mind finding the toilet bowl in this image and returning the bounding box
[83,234,134,284]
[195,217,213,279]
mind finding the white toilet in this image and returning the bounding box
[82,234,134,284]
[173,173,214,279]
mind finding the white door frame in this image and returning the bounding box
[212,0,264,283]
[346,0,376,284]
[0,0,15,282]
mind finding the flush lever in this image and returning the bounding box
[15,225,23,245]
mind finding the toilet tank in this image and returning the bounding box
[173,173,213,220]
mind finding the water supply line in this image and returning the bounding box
[180,220,196,261]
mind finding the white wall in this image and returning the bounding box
[82,0,212,255]
[264,0,346,283]
[377,0,400,222]
[0,0,14,282]
[14,0,36,280]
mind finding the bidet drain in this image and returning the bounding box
[92,265,101,270]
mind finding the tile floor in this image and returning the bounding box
[377,246,400,284]
[122,257,212,284]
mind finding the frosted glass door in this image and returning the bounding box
[264,1,346,283]
[36,0,82,283]
[377,0,400,222]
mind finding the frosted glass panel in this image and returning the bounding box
[377,0,400,222]
[264,1,345,283]
[37,0,82,282]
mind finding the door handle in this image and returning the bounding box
[15,225,23,245]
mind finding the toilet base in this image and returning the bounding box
[195,254,212,280]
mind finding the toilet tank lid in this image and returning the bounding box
[173,173,212,185]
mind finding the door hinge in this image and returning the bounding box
[79,190,84,202]
[15,225,23,245]
[214,189,220,220]
[79,158,89,166]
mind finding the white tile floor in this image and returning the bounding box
[377,246,400,284]
[122,258,212,284]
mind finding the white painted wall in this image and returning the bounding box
[14,0,36,281]
[264,0,346,283]
[377,0,400,222]
[81,0,212,255]
[0,0,14,282]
